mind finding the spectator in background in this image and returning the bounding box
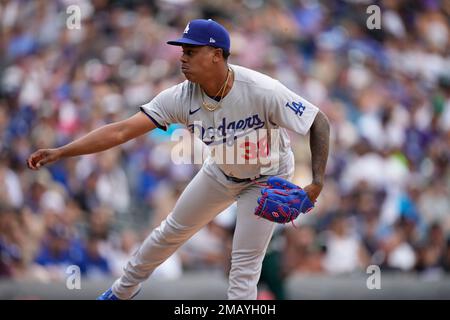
[178,220,230,274]
[105,228,140,278]
[322,212,370,274]
[381,217,418,272]
[34,223,83,281]
[0,152,23,209]
[96,149,130,216]
[415,223,447,278]
[0,205,24,277]
[79,233,111,280]
[283,224,325,275]
[442,238,450,273]
[418,178,450,234]
[74,171,102,213]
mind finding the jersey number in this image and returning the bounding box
[240,136,269,160]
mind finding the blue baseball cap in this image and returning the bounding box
[167,19,230,53]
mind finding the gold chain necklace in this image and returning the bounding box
[201,67,231,112]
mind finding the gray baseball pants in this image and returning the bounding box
[111,164,291,299]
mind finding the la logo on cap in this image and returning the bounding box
[184,23,190,34]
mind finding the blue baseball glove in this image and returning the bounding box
[254,176,315,224]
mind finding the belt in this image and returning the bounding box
[224,174,267,183]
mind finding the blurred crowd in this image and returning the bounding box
[1,0,449,299]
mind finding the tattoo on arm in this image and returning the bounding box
[309,110,330,186]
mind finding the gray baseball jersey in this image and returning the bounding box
[141,64,319,179]
[112,64,319,300]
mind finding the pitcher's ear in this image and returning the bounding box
[212,48,223,63]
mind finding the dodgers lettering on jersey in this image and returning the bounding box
[187,114,265,145]
[140,64,319,179]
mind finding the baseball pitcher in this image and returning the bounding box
[27,19,330,300]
